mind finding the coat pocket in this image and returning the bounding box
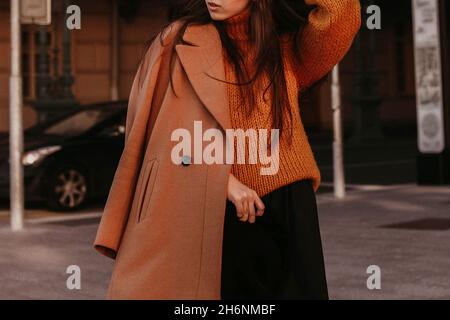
[136,158,159,224]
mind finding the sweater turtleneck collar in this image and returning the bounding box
[223,7,251,41]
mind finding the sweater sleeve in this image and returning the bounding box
[296,0,361,89]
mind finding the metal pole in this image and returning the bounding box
[331,65,346,199]
[10,0,25,231]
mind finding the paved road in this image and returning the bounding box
[0,183,449,300]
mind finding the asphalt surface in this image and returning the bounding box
[1,137,449,299]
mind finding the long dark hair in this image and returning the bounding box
[146,0,313,140]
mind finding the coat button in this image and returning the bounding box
[181,155,191,166]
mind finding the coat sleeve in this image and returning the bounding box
[296,0,361,89]
[93,23,179,259]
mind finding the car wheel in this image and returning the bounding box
[46,165,90,211]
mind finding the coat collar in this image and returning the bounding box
[175,23,231,131]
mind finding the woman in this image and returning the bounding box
[94,0,361,300]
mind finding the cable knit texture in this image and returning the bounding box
[223,0,361,196]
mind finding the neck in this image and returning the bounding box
[223,7,251,41]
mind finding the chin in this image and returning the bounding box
[208,12,230,21]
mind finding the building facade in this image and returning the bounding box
[0,0,444,142]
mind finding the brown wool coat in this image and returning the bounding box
[94,0,360,300]
[94,22,234,299]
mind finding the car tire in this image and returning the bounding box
[45,165,90,211]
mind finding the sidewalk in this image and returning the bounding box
[0,183,449,299]
[318,183,450,299]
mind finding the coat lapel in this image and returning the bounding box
[175,23,231,131]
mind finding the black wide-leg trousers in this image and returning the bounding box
[221,179,329,300]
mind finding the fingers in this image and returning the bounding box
[254,192,265,217]
[248,202,256,224]
[239,200,249,222]
[234,199,245,219]
[234,191,264,224]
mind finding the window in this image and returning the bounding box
[98,115,127,137]
[43,109,117,137]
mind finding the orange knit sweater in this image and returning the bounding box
[223,0,361,196]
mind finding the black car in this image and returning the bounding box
[0,101,128,211]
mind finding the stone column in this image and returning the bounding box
[60,0,75,100]
[36,26,51,100]
[111,0,120,101]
